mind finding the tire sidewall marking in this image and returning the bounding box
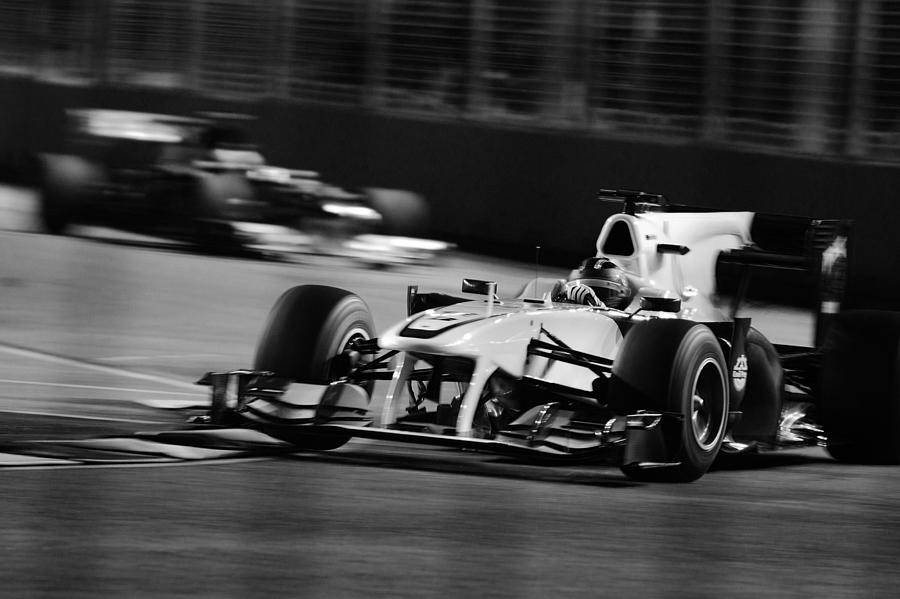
[732,353,748,393]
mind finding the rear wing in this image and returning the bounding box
[717,214,851,348]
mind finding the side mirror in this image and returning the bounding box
[657,243,690,255]
[462,279,498,296]
[640,296,682,313]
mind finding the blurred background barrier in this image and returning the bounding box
[0,0,899,305]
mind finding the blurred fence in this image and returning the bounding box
[1,0,900,161]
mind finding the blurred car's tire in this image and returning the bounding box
[191,171,256,252]
[38,154,99,234]
[366,188,429,236]
[612,320,729,482]
[253,285,375,450]
[194,171,255,219]
[822,310,900,463]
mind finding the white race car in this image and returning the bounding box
[197,190,900,482]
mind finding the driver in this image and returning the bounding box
[555,256,633,309]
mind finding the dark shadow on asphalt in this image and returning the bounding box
[712,450,833,471]
[1,409,839,484]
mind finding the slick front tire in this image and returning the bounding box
[254,285,375,384]
[612,320,729,483]
[822,310,900,464]
[253,285,375,450]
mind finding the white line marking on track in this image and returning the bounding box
[0,379,202,396]
[53,438,243,460]
[0,456,274,471]
[0,453,79,466]
[132,398,207,409]
[0,408,176,426]
[0,344,200,390]
[98,353,223,363]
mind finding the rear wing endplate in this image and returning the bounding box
[717,214,852,347]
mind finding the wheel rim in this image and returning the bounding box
[339,326,370,353]
[690,357,727,451]
[327,325,372,383]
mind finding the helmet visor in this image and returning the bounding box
[574,278,626,298]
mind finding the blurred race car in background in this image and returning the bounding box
[37,108,449,263]
[194,190,900,482]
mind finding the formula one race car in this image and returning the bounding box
[197,190,900,482]
[37,108,446,262]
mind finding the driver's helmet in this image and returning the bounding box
[565,257,633,309]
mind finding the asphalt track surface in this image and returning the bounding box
[1,186,899,598]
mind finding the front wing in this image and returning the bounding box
[196,370,682,467]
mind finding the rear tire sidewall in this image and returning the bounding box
[730,327,783,443]
[822,310,900,464]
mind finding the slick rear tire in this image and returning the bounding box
[730,327,783,442]
[611,320,729,483]
[821,310,900,464]
[253,285,375,450]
